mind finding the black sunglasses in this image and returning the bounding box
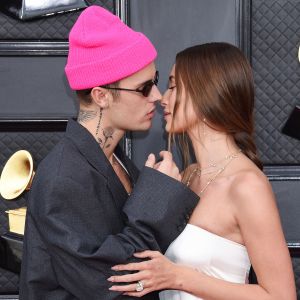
[101,71,159,97]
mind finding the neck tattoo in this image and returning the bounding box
[95,108,103,136]
[102,127,114,149]
[78,109,97,123]
[95,109,115,149]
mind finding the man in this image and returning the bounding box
[19,6,199,300]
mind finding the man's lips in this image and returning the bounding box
[146,108,156,118]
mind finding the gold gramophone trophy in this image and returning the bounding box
[0,150,34,235]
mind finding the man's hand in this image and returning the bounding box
[145,151,181,181]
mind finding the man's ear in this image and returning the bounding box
[90,87,111,109]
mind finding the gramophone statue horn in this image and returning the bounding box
[0,150,34,200]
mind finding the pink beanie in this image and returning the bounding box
[65,6,157,90]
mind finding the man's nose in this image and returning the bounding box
[148,85,162,102]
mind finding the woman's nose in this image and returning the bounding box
[160,90,170,107]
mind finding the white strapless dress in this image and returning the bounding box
[159,224,251,300]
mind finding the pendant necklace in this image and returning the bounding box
[186,149,242,196]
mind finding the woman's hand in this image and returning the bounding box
[107,250,179,297]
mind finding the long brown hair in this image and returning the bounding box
[171,42,262,173]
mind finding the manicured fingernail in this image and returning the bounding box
[107,277,113,281]
[109,286,116,290]
[111,266,118,270]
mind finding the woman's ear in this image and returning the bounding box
[90,87,111,109]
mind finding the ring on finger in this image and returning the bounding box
[135,280,144,292]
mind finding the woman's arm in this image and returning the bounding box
[108,173,296,300]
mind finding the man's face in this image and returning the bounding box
[107,62,161,131]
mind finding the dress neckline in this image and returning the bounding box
[186,223,246,249]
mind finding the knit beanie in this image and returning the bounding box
[65,6,157,90]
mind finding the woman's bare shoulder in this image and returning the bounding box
[229,167,275,211]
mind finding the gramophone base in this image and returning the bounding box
[0,232,23,274]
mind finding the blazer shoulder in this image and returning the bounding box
[35,136,104,184]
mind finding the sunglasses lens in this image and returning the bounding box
[154,71,159,85]
[141,71,159,97]
[142,82,154,97]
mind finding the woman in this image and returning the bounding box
[107,42,296,300]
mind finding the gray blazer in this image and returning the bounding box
[19,119,199,300]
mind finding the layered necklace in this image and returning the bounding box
[186,149,242,196]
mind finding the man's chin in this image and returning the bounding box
[129,121,153,132]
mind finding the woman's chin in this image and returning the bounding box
[165,124,171,133]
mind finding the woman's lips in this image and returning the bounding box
[164,112,171,120]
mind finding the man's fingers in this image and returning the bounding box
[178,173,182,181]
[159,151,172,161]
[153,162,161,169]
[145,153,156,168]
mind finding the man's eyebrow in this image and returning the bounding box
[135,76,154,88]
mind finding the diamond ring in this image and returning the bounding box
[135,280,144,292]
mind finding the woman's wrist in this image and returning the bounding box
[172,264,192,290]
[172,265,203,292]
[170,263,183,289]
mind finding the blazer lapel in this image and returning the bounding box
[65,119,110,177]
[114,145,139,186]
[107,145,140,212]
[106,167,128,212]
[65,119,131,213]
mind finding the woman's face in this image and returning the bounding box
[161,64,197,133]
[161,65,176,132]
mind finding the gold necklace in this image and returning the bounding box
[198,149,242,172]
[186,149,241,195]
[186,149,241,185]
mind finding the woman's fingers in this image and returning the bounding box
[111,260,150,271]
[109,282,138,292]
[111,251,161,271]
[123,289,151,297]
[133,250,160,259]
[109,280,151,296]
[108,271,145,283]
